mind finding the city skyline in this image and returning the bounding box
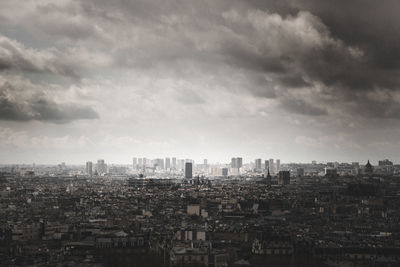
[2,1,400,164]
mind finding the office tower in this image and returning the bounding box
[276,159,280,172]
[172,157,177,169]
[278,171,290,185]
[269,159,274,174]
[165,157,171,170]
[177,159,185,170]
[222,168,228,177]
[297,168,304,177]
[231,157,243,169]
[132,157,137,169]
[96,159,107,175]
[264,160,269,170]
[237,157,243,168]
[86,161,93,176]
[185,162,193,179]
[231,158,235,168]
[255,158,262,171]
[203,159,208,165]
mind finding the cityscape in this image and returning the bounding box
[2,0,400,266]
[1,157,400,266]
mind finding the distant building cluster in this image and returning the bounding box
[1,158,400,266]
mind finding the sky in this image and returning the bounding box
[1,0,400,164]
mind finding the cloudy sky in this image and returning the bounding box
[1,0,400,164]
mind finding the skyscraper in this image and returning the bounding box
[86,161,93,176]
[172,157,177,169]
[165,157,171,170]
[276,159,281,172]
[185,162,193,179]
[96,159,107,175]
[269,159,274,174]
[203,159,208,165]
[177,159,185,170]
[264,160,269,170]
[255,158,262,171]
[231,157,243,169]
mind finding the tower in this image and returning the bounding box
[266,168,271,187]
[269,159,274,174]
[255,158,262,171]
[86,161,93,176]
[185,162,193,179]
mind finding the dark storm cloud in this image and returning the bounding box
[0,82,99,123]
[0,35,79,79]
[2,0,400,121]
[243,0,400,88]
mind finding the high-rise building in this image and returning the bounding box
[269,159,274,174]
[231,157,243,169]
[86,161,93,176]
[264,160,269,170]
[278,171,290,185]
[255,158,262,171]
[165,157,171,170]
[177,159,185,171]
[203,159,208,165]
[96,159,107,175]
[172,157,177,169]
[276,159,280,172]
[185,162,193,179]
[132,157,137,169]
[222,168,228,177]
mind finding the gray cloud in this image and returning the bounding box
[0,82,98,123]
[1,0,400,162]
[0,34,79,79]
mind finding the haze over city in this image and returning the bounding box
[1,0,400,164]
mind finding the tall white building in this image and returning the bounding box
[96,159,107,175]
[86,161,93,176]
[269,159,274,174]
[255,159,262,171]
[276,159,281,172]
